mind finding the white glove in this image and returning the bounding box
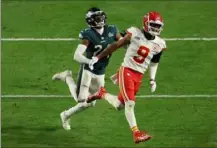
[89,56,99,70]
[150,79,157,93]
[110,73,118,85]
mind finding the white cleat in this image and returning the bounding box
[52,70,72,82]
[60,111,71,131]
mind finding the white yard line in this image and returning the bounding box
[2,37,217,98]
[1,94,217,98]
[1,37,217,41]
[137,95,217,98]
[163,37,217,41]
[1,38,77,41]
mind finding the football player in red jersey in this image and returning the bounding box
[87,11,167,144]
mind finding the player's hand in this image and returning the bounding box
[89,56,99,70]
[150,79,157,93]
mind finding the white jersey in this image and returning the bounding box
[121,27,166,74]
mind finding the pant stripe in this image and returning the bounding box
[119,67,130,101]
[76,64,84,97]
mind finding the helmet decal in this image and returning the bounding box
[85,7,107,28]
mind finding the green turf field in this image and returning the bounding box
[2,0,217,147]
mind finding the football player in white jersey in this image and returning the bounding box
[87,11,166,143]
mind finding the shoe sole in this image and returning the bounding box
[52,70,72,81]
[134,135,152,144]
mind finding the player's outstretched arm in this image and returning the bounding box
[97,33,131,59]
[88,33,131,70]
[73,39,90,64]
[116,32,123,41]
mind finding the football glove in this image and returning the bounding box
[150,79,157,93]
[110,73,118,85]
[89,56,99,70]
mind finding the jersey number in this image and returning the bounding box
[133,46,150,64]
[94,44,111,58]
[94,45,103,56]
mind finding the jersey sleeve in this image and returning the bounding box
[114,25,119,34]
[126,27,137,38]
[151,51,163,63]
[161,39,166,49]
[113,25,120,41]
[108,24,119,41]
[78,30,90,41]
[156,36,167,50]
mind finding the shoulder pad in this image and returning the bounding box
[155,36,166,49]
[107,24,118,30]
[126,26,140,37]
[107,24,119,35]
[79,28,91,40]
[80,28,91,34]
[108,24,116,27]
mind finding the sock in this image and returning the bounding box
[131,126,139,132]
[66,76,78,102]
[104,93,123,110]
[125,100,138,132]
[64,102,90,117]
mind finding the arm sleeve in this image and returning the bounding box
[149,62,159,80]
[149,51,163,80]
[73,44,90,64]
[151,51,163,63]
[126,27,137,38]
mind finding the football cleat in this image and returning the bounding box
[52,70,72,82]
[86,87,107,103]
[60,111,71,131]
[133,131,152,144]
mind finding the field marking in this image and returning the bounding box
[1,94,217,98]
[1,38,77,41]
[2,37,217,41]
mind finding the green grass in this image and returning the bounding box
[2,0,217,147]
[2,98,217,147]
[2,1,217,37]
